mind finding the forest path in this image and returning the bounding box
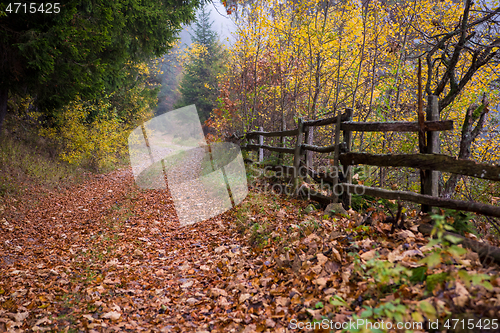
[0,168,254,332]
[2,167,499,333]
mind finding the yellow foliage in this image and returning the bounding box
[215,0,500,165]
[40,97,131,171]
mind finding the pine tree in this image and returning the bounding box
[0,0,201,134]
[175,4,225,123]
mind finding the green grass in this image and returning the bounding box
[0,129,87,196]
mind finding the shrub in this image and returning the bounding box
[40,97,132,172]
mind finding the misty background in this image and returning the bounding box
[155,1,236,117]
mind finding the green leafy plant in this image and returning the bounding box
[418,213,493,294]
[442,209,476,236]
[365,258,411,297]
[329,295,349,309]
[426,272,449,292]
[346,299,408,333]
[418,214,467,270]
[249,222,270,248]
[297,219,320,237]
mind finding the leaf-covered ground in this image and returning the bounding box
[1,168,500,332]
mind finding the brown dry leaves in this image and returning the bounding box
[1,169,500,332]
[0,169,243,332]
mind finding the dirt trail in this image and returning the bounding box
[4,168,499,333]
[0,168,250,332]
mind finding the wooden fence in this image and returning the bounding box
[240,96,500,218]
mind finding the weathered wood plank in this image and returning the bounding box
[301,142,346,153]
[340,120,453,132]
[256,164,341,185]
[246,128,299,138]
[297,185,334,206]
[343,184,500,218]
[242,144,295,154]
[339,153,500,181]
[424,95,440,207]
[332,110,343,203]
[294,118,305,187]
[258,126,263,162]
[303,112,349,127]
[343,108,353,209]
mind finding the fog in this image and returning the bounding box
[179,0,237,48]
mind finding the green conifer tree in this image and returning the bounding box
[0,0,201,134]
[175,4,225,123]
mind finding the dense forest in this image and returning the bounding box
[214,0,500,202]
[1,0,500,332]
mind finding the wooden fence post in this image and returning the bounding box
[332,111,343,203]
[293,118,304,193]
[279,123,286,165]
[304,125,311,171]
[424,95,440,203]
[258,126,263,163]
[342,108,353,209]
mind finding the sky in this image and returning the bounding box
[178,1,237,48]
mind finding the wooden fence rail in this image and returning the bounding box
[245,128,299,138]
[242,144,295,155]
[238,96,500,217]
[340,153,500,182]
[243,143,347,154]
[340,120,453,132]
[301,143,347,153]
[344,184,500,218]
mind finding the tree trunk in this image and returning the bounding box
[0,88,8,136]
[442,98,489,198]
[307,52,322,169]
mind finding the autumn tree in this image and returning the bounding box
[214,0,500,202]
[416,0,500,197]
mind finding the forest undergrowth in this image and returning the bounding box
[1,152,500,332]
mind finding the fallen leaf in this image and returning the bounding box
[453,282,470,307]
[239,293,251,303]
[316,253,328,266]
[186,297,198,305]
[360,249,377,260]
[331,247,342,262]
[210,288,228,297]
[265,318,276,328]
[397,230,416,239]
[102,311,121,321]
[275,296,289,307]
[314,277,327,289]
[181,280,194,289]
[8,312,29,322]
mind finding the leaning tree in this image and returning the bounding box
[413,0,500,197]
